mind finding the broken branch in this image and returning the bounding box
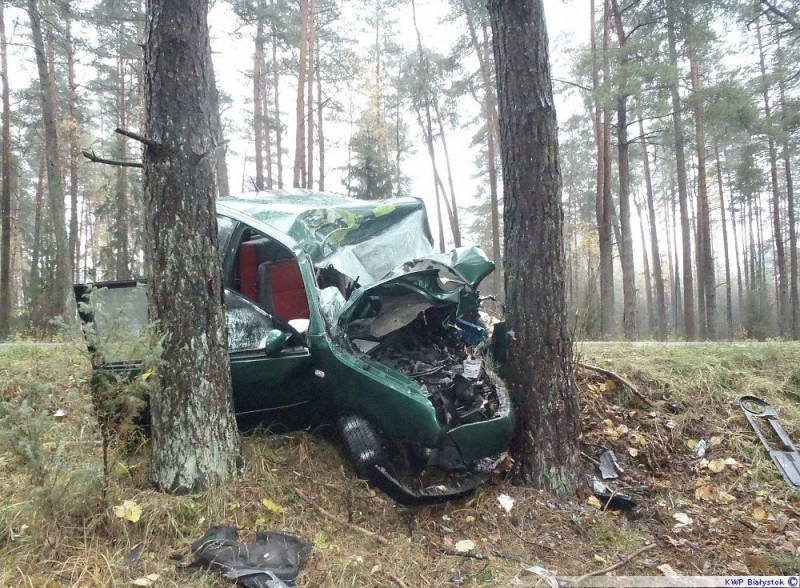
[578,362,651,405]
[292,487,390,545]
[115,127,160,149]
[572,543,657,584]
[82,150,143,168]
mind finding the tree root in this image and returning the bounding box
[578,361,652,405]
[292,487,390,545]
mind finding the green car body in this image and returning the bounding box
[76,189,514,504]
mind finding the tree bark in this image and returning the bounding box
[0,0,11,339]
[114,25,131,280]
[611,0,635,339]
[666,0,695,339]
[64,2,80,283]
[305,0,315,188]
[27,0,72,324]
[143,0,240,493]
[293,0,308,188]
[489,0,580,497]
[687,28,715,339]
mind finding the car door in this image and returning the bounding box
[224,288,314,425]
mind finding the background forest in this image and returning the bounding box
[0,0,798,342]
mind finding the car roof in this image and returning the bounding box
[218,189,434,264]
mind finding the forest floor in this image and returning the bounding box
[0,340,799,587]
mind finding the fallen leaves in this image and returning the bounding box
[113,500,142,523]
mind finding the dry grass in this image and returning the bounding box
[0,339,799,586]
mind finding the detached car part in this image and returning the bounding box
[739,395,800,488]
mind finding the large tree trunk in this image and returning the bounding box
[489,0,580,497]
[27,0,72,324]
[143,0,240,493]
[666,0,695,339]
[0,0,11,339]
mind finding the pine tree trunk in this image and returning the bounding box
[714,145,734,336]
[611,0,636,340]
[316,34,324,191]
[64,2,80,283]
[687,34,715,340]
[777,41,798,338]
[293,0,308,188]
[27,0,72,325]
[272,31,283,189]
[757,22,788,335]
[305,0,314,189]
[115,31,131,280]
[666,0,695,339]
[29,157,44,328]
[0,0,11,339]
[143,0,240,493]
[489,0,580,497]
[638,111,666,339]
[432,97,462,247]
[254,15,266,190]
[208,44,230,198]
[635,195,654,335]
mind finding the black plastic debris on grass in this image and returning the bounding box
[189,526,312,588]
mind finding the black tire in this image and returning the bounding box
[336,414,387,479]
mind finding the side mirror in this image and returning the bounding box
[265,329,291,356]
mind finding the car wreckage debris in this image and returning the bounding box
[739,395,800,489]
[189,526,312,588]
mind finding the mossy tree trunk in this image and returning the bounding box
[143,0,240,493]
[488,0,581,497]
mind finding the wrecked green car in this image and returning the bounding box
[75,189,513,504]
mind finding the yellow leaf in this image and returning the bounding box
[139,369,153,381]
[687,439,698,450]
[594,554,607,563]
[716,490,736,505]
[587,496,602,509]
[753,507,768,521]
[261,498,284,515]
[707,459,726,473]
[628,447,639,457]
[113,500,142,523]
[695,485,713,501]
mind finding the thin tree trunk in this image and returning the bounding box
[777,40,798,338]
[726,160,744,322]
[209,43,229,198]
[316,31,324,191]
[272,30,283,188]
[638,110,666,339]
[0,0,10,339]
[305,0,314,188]
[64,2,80,282]
[757,21,788,335]
[29,156,44,326]
[254,14,266,190]
[687,29,715,339]
[714,145,733,337]
[611,0,636,340]
[293,0,308,187]
[27,0,72,324]
[592,0,614,337]
[432,96,462,247]
[636,193,654,335]
[114,26,131,280]
[666,0,694,339]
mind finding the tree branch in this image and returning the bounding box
[572,543,657,584]
[82,150,143,168]
[760,0,800,31]
[292,487,390,545]
[114,127,160,149]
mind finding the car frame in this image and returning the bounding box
[75,189,514,504]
